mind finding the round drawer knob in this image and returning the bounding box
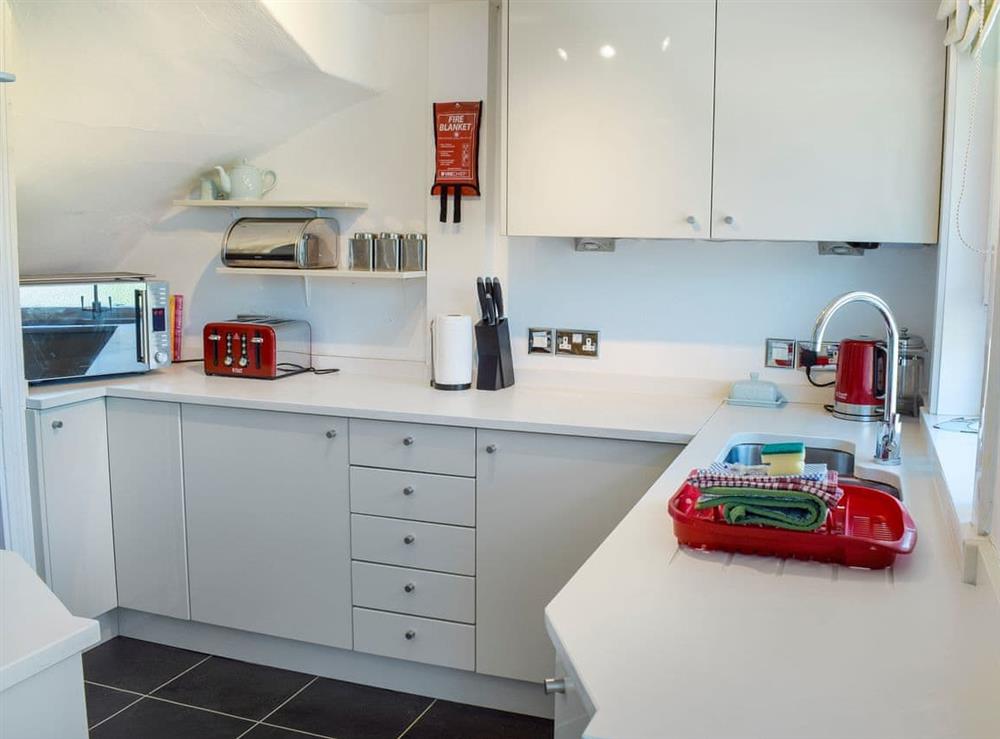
[404,582,415,593]
[403,486,415,496]
[403,436,415,446]
[325,429,337,439]
[403,534,415,545]
[405,630,416,640]
[685,215,697,225]
[544,678,567,695]
[723,215,735,225]
[51,420,63,430]
[485,444,497,454]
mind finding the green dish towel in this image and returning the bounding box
[694,486,829,531]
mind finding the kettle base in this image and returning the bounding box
[833,400,884,422]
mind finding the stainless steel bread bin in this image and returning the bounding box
[349,232,376,271]
[374,232,402,272]
[221,217,339,269]
[400,233,426,272]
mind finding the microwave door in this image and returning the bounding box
[20,282,149,382]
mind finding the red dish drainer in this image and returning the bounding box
[668,479,917,569]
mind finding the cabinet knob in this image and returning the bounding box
[404,582,416,593]
[403,486,415,496]
[404,534,415,545]
[685,215,697,225]
[51,420,63,430]
[405,630,416,640]
[485,444,497,454]
[325,429,337,439]
[543,678,567,695]
[723,215,735,225]
[403,436,415,446]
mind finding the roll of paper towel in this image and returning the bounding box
[432,314,473,390]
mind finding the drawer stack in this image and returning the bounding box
[348,419,477,671]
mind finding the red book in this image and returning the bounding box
[171,294,184,361]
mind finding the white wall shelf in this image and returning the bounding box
[173,199,368,210]
[214,267,426,305]
[214,267,425,279]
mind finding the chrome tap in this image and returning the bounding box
[812,291,902,465]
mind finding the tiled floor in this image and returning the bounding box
[84,637,554,739]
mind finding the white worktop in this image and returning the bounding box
[25,367,1000,737]
[26,364,721,443]
[0,551,99,692]
[546,403,1000,739]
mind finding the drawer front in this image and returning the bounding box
[351,515,475,576]
[349,419,476,477]
[353,607,475,671]
[350,467,475,526]
[352,562,475,624]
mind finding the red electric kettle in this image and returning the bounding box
[833,337,887,421]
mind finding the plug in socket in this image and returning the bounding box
[555,329,599,358]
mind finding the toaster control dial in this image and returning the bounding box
[224,332,234,366]
[154,351,168,364]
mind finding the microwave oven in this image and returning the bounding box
[20,273,172,383]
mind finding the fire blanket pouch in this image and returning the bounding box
[431,101,482,224]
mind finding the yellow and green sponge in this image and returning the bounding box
[761,442,806,476]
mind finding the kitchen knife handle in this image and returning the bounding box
[491,278,505,319]
[484,294,497,325]
[476,277,489,321]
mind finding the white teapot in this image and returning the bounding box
[214,159,277,200]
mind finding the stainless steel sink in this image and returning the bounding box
[723,443,901,499]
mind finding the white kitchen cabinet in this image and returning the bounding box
[505,0,717,238]
[475,430,680,683]
[505,0,945,243]
[711,0,944,243]
[106,398,189,620]
[182,405,351,648]
[26,398,117,619]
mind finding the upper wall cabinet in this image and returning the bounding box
[505,0,717,239]
[711,0,944,243]
[504,0,945,244]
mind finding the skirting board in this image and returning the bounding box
[116,609,553,719]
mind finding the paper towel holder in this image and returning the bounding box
[430,315,473,391]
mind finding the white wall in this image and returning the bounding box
[507,238,938,385]
[116,6,430,366]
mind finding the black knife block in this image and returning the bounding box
[475,318,515,391]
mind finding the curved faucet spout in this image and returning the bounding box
[812,291,902,465]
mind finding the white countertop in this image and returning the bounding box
[0,551,100,692]
[25,368,1000,736]
[546,403,1000,739]
[27,364,721,444]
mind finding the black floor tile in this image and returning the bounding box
[266,677,432,739]
[152,656,314,721]
[85,683,139,727]
[403,700,553,739]
[89,697,253,739]
[83,637,208,693]
[244,725,319,739]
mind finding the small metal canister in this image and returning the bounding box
[349,232,375,271]
[400,233,426,272]
[374,232,402,272]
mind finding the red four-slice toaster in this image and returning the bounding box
[203,316,311,379]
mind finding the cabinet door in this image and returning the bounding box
[33,399,117,618]
[107,398,189,620]
[712,0,945,243]
[182,405,351,648]
[476,430,680,682]
[505,0,716,238]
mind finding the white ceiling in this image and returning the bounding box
[10,0,380,273]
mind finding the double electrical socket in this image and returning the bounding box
[529,328,600,358]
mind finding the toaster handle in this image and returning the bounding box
[134,289,147,364]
